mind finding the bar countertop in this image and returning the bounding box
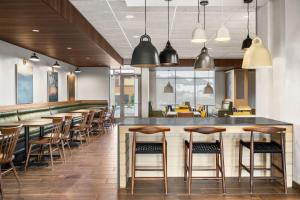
[117,117,292,126]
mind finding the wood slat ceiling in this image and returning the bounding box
[0,0,123,67]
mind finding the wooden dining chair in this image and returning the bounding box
[25,119,64,171]
[0,125,23,198]
[71,112,89,145]
[61,116,73,157]
[92,110,105,135]
[85,110,96,142]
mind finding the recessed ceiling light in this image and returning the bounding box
[133,35,139,38]
[67,47,72,50]
[125,15,134,19]
[32,29,40,33]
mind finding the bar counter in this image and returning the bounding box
[117,117,293,189]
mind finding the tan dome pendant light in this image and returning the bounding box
[164,70,174,93]
[159,0,179,66]
[191,0,207,43]
[194,0,214,70]
[203,70,214,94]
[242,0,272,69]
[131,0,160,67]
[241,0,253,51]
[215,0,231,42]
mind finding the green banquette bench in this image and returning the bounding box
[0,100,108,161]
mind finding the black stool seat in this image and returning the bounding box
[240,140,282,153]
[185,140,220,153]
[136,142,163,154]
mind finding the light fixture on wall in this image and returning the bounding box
[74,67,81,74]
[191,0,207,43]
[242,0,272,69]
[131,0,160,67]
[52,61,61,68]
[203,71,214,94]
[159,0,179,66]
[29,52,40,62]
[215,0,231,42]
[164,70,174,93]
[194,1,214,70]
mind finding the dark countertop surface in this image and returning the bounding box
[117,117,292,126]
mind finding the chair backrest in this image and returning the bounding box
[87,110,96,126]
[243,126,286,145]
[177,112,194,118]
[184,126,226,144]
[0,125,23,164]
[63,117,73,138]
[129,126,170,143]
[51,118,63,142]
[80,112,89,129]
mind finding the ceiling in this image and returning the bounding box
[70,0,268,60]
[0,0,122,67]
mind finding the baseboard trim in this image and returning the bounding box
[293,181,300,191]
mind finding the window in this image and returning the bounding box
[152,70,215,110]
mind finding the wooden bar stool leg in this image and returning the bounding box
[220,147,226,193]
[131,138,136,195]
[184,144,187,182]
[250,143,254,193]
[281,133,287,194]
[238,142,243,182]
[188,146,192,194]
[216,153,219,178]
[24,144,33,172]
[163,144,167,194]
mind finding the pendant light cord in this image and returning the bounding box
[168,0,170,41]
[144,0,147,34]
[255,0,258,36]
[197,0,200,23]
[247,2,250,36]
[203,2,206,47]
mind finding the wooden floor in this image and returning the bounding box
[2,127,300,200]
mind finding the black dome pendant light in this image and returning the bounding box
[194,0,214,70]
[241,0,253,51]
[131,0,159,67]
[159,0,179,66]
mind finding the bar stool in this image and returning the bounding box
[239,127,287,193]
[129,126,170,195]
[184,126,226,194]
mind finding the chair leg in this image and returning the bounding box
[281,150,287,193]
[56,143,63,161]
[0,165,3,198]
[238,143,243,182]
[61,140,67,163]
[24,144,33,172]
[163,143,168,194]
[131,144,136,195]
[250,148,254,193]
[66,140,72,156]
[184,144,187,182]
[216,153,219,178]
[220,150,226,194]
[188,147,192,194]
[48,144,54,170]
[10,161,21,185]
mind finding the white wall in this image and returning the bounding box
[0,40,75,106]
[76,67,110,101]
[256,0,300,184]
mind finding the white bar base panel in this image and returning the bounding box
[118,125,293,189]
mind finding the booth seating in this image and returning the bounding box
[0,100,108,160]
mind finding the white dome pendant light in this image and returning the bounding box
[215,0,231,42]
[194,0,214,70]
[191,0,207,43]
[242,0,272,69]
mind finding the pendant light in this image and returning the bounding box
[203,71,214,94]
[52,61,61,68]
[194,1,214,70]
[159,0,179,66]
[164,70,174,93]
[215,0,231,42]
[242,0,272,69]
[74,67,81,74]
[191,0,207,43]
[131,0,159,67]
[241,1,252,50]
[29,52,40,62]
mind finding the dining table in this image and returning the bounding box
[166,111,201,117]
[42,112,82,119]
[0,118,54,159]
